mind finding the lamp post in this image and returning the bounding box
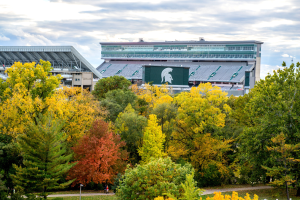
[80,184,83,200]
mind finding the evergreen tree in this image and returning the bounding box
[11,115,76,199]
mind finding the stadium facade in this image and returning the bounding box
[0,46,102,90]
[98,39,263,96]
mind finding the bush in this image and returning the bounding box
[116,157,194,200]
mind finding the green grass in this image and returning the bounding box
[49,190,107,195]
[48,188,300,200]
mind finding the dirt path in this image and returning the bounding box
[47,186,272,197]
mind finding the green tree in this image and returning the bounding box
[92,75,131,100]
[115,104,147,164]
[239,62,300,194]
[116,157,194,200]
[262,133,300,200]
[11,115,76,199]
[138,114,166,164]
[151,102,177,151]
[101,89,137,122]
[0,134,22,191]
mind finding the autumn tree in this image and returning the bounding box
[169,83,232,185]
[101,89,137,122]
[151,102,177,151]
[117,157,194,200]
[115,104,147,164]
[238,62,300,193]
[92,75,131,100]
[67,119,128,186]
[262,133,300,200]
[0,60,61,101]
[138,114,166,164]
[11,115,75,199]
[137,84,173,116]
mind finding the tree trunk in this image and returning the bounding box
[285,181,290,200]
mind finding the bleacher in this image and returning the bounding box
[97,61,252,83]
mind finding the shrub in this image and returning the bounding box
[116,157,194,200]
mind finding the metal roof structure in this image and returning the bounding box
[0,46,101,79]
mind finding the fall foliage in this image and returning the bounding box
[67,119,128,186]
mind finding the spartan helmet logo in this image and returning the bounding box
[161,68,173,83]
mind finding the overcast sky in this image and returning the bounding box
[0,0,299,79]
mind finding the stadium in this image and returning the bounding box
[0,38,263,96]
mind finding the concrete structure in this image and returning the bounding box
[0,46,101,88]
[98,39,263,96]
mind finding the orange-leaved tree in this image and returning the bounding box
[67,119,128,186]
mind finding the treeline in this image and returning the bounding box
[0,60,300,199]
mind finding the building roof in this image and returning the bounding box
[0,46,102,78]
[100,40,264,45]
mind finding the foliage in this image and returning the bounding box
[67,119,128,186]
[0,60,61,102]
[262,133,300,199]
[151,102,177,151]
[0,85,102,143]
[116,157,194,200]
[92,75,131,100]
[137,83,173,116]
[115,104,147,164]
[238,62,300,189]
[101,89,137,122]
[11,115,75,199]
[169,83,232,181]
[206,191,258,200]
[138,114,166,164]
[0,134,22,189]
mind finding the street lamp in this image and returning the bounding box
[80,184,84,200]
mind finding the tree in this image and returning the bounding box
[169,83,232,184]
[138,114,166,164]
[116,157,194,200]
[238,62,300,193]
[67,119,128,186]
[115,104,147,164]
[101,89,137,122]
[0,60,61,102]
[151,102,177,151]
[0,84,103,144]
[11,115,75,199]
[0,134,22,191]
[137,83,173,116]
[92,75,131,100]
[262,133,300,200]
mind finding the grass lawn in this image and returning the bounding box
[49,196,117,200]
[48,188,300,200]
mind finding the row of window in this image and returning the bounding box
[102,54,255,59]
[75,78,81,81]
[102,47,255,51]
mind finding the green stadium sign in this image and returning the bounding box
[142,65,189,86]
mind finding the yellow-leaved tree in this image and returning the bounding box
[0,60,103,144]
[137,84,173,116]
[138,114,166,163]
[169,83,232,178]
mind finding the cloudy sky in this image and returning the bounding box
[0,0,299,78]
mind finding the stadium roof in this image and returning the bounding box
[100,40,264,45]
[0,46,101,78]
